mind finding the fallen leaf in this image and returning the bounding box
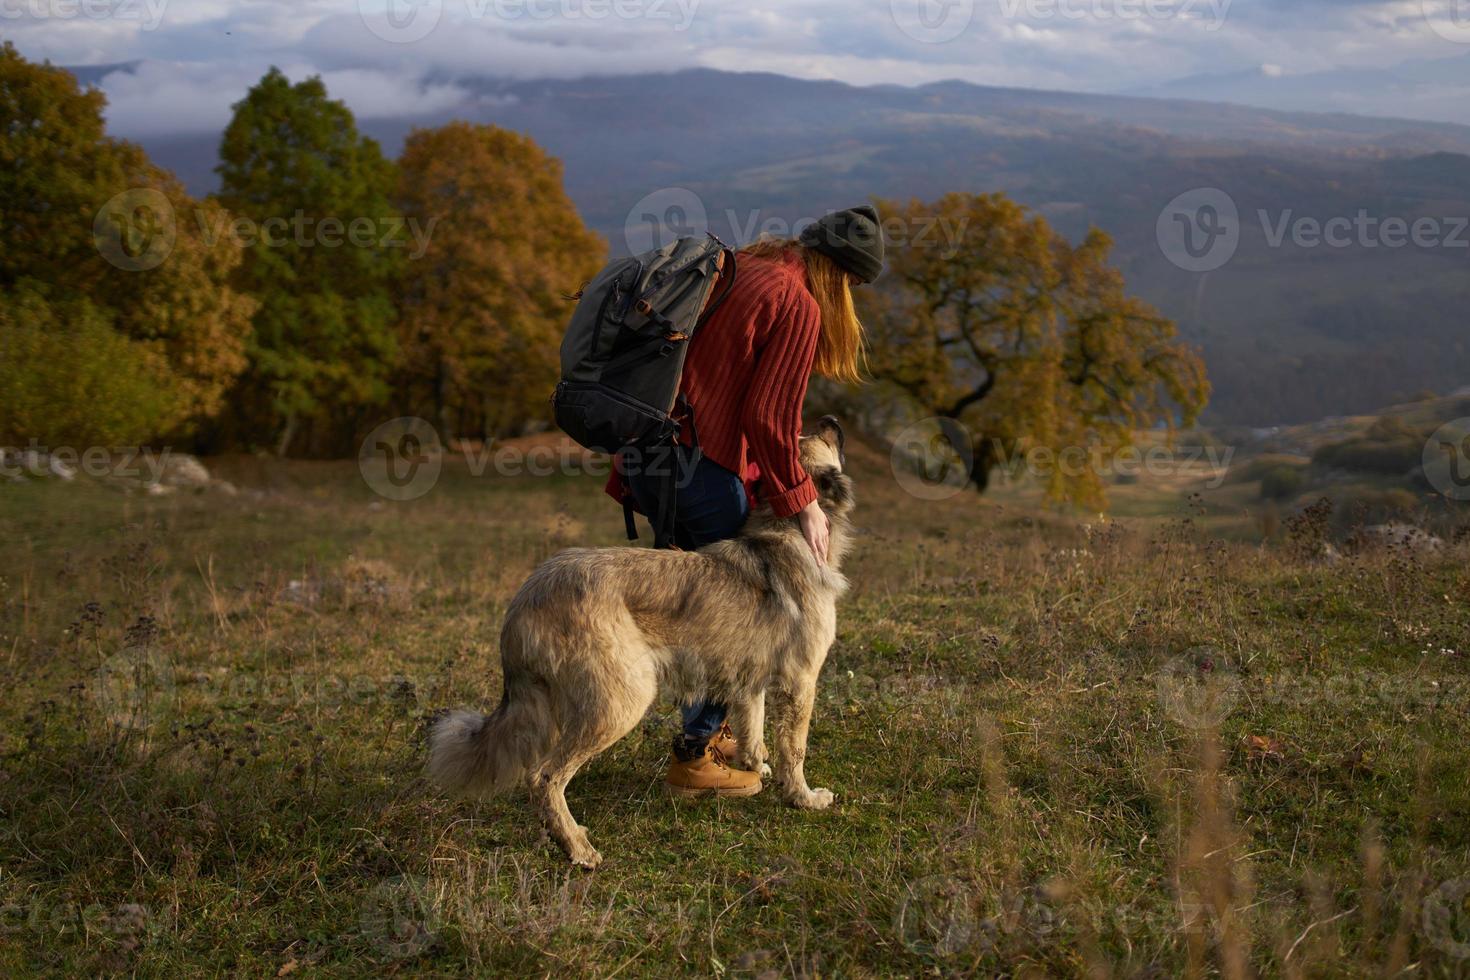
[1244,734,1286,760]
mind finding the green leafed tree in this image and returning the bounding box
[215,68,400,455]
[394,122,606,440]
[865,192,1210,508]
[0,42,255,447]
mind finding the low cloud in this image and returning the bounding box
[94,59,472,135]
[7,0,1468,136]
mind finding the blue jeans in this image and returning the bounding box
[625,447,749,760]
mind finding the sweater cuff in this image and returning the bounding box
[765,475,817,518]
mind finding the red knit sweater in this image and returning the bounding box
[606,250,821,519]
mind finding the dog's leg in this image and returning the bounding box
[772,676,834,810]
[528,666,655,869]
[730,690,770,777]
[529,746,604,870]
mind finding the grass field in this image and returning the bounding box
[2,438,1468,977]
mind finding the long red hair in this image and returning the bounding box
[739,237,866,385]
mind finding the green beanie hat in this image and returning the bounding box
[799,204,885,284]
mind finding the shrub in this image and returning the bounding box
[1227,455,1307,486]
[0,290,182,447]
[1311,417,1426,476]
[1259,464,1306,501]
[1332,488,1421,529]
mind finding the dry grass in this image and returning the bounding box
[1,444,1468,976]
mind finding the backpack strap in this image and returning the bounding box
[697,247,738,329]
[623,498,639,542]
[652,473,676,550]
[650,395,700,550]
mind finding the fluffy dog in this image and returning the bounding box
[428,418,854,868]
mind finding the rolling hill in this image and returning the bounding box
[88,66,1470,426]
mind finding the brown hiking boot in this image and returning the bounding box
[709,722,739,760]
[665,744,762,798]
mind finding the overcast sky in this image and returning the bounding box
[6,0,1470,134]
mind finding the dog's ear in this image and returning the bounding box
[814,416,845,466]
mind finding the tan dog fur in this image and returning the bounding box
[428,419,854,868]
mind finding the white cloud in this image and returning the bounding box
[7,0,1469,135]
[95,58,472,135]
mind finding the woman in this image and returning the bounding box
[605,204,885,796]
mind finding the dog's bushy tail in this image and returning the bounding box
[428,678,554,797]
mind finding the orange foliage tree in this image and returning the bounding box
[865,192,1209,507]
[395,122,606,441]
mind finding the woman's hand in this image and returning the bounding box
[798,499,830,567]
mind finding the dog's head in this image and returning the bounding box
[799,416,855,516]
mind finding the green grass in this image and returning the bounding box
[1,445,1468,977]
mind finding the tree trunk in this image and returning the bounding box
[969,435,995,493]
[435,357,453,445]
[276,413,296,457]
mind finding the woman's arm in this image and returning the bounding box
[740,285,822,519]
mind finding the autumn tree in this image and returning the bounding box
[0,43,255,446]
[394,122,605,439]
[215,68,400,455]
[865,192,1209,507]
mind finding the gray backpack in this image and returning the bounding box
[551,234,737,546]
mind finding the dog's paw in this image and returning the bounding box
[759,762,773,778]
[563,829,603,869]
[788,787,835,810]
[568,842,603,870]
[736,746,770,776]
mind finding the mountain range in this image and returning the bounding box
[1128,52,1470,129]
[79,65,1470,426]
